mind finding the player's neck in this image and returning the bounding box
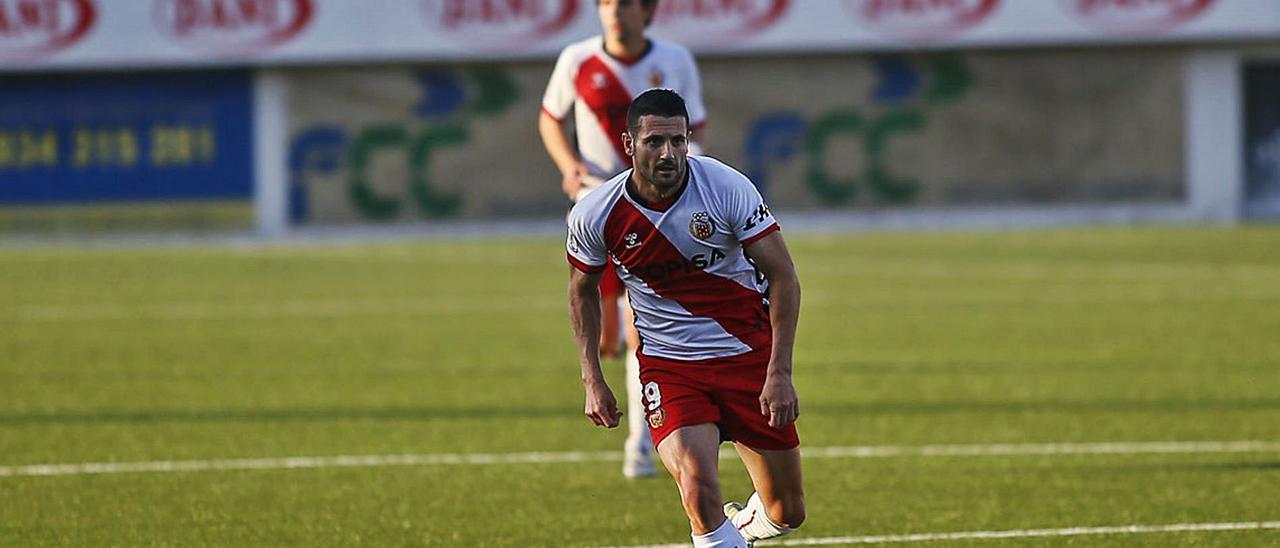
[604,36,650,62]
[628,170,687,209]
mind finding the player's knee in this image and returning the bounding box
[767,494,805,529]
[676,467,719,501]
[675,469,722,523]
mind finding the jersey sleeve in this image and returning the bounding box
[542,47,578,121]
[566,204,608,273]
[725,169,779,246]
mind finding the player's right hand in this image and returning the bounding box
[561,163,589,199]
[583,379,622,428]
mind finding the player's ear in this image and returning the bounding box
[622,131,634,156]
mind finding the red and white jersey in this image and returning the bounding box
[567,156,779,362]
[542,36,707,198]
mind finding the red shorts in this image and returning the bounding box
[600,262,623,300]
[638,347,800,451]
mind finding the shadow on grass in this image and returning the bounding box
[0,405,572,425]
[2,397,1278,425]
[804,397,1280,417]
[1183,461,1280,471]
[801,359,1280,375]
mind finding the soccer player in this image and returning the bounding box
[541,0,707,479]
[566,89,804,547]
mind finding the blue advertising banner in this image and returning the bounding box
[0,70,253,204]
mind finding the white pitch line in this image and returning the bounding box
[607,521,1280,548]
[0,450,620,477]
[1,440,1278,478]
[800,440,1280,458]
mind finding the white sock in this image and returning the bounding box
[692,518,748,548]
[730,493,794,542]
[624,349,652,459]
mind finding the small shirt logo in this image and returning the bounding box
[689,211,714,240]
[647,408,666,429]
[624,232,642,249]
[648,69,664,87]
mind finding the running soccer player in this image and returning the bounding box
[541,0,707,479]
[567,89,804,547]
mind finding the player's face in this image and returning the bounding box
[597,0,651,43]
[625,115,690,192]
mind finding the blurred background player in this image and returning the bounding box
[540,0,707,479]
[567,89,804,547]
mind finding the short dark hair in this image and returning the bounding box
[596,0,660,26]
[626,88,689,136]
[643,0,658,25]
[597,0,658,6]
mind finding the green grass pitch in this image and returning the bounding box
[1,226,1278,546]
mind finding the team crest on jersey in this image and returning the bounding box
[689,211,714,240]
[624,232,642,249]
[647,408,666,429]
[649,69,664,87]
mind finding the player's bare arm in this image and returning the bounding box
[538,110,590,198]
[745,231,802,429]
[685,125,707,157]
[688,123,706,151]
[568,266,622,428]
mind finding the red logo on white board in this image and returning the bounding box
[422,0,579,48]
[1060,0,1216,33]
[0,0,96,60]
[844,0,1000,41]
[650,0,789,46]
[154,0,314,54]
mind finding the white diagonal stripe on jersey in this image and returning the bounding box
[605,184,772,355]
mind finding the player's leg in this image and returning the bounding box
[600,304,619,358]
[621,294,655,478]
[621,292,641,354]
[714,350,805,542]
[656,423,749,546]
[598,265,623,358]
[727,444,805,541]
[643,361,746,545]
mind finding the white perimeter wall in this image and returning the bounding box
[254,69,290,238]
[1186,49,1245,223]
[251,43,1272,237]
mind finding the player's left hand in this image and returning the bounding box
[584,379,623,429]
[760,374,799,428]
[561,162,590,199]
